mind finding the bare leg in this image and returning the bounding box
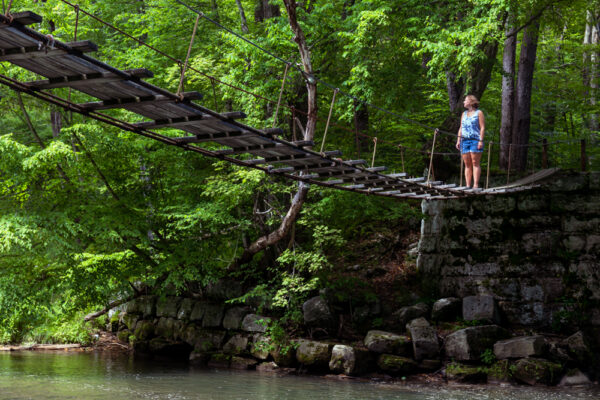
[471,152,483,188]
[463,153,473,187]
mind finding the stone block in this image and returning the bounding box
[563,236,586,253]
[363,330,412,356]
[250,334,271,360]
[590,172,600,190]
[418,359,441,372]
[183,327,225,351]
[204,279,243,300]
[391,303,430,328]
[121,312,139,331]
[328,345,371,376]
[563,217,600,233]
[190,301,205,322]
[156,297,181,318]
[201,303,224,328]
[230,356,258,370]
[520,285,544,302]
[223,334,249,355]
[431,298,462,321]
[445,362,487,383]
[513,358,562,385]
[462,295,501,324]
[270,345,295,367]
[559,369,592,386]
[586,235,600,254]
[564,331,593,364]
[376,354,418,375]
[155,317,176,339]
[416,254,441,275]
[444,325,510,361]
[421,199,445,216]
[222,307,250,330]
[177,298,194,320]
[241,314,271,333]
[295,339,332,369]
[125,295,156,318]
[133,320,154,341]
[493,336,547,359]
[302,296,335,330]
[517,194,550,212]
[521,231,560,254]
[256,361,279,372]
[546,174,588,192]
[406,318,439,361]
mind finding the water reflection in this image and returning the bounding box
[0,351,597,400]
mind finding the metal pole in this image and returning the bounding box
[426,129,438,186]
[177,14,201,97]
[319,88,338,153]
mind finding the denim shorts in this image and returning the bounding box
[461,138,483,154]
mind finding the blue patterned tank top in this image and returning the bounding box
[461,110,480,140]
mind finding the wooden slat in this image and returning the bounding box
[25,68,153,90]
[1,11,43,26]
[0,40,97,61]
[246,150,342,166]
[214,140,313,156]
[134,111,246,129]
[78,91,203,111]
[172,130,261,144]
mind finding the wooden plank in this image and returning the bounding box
[134,111,247,129]
[0,40,97,61]
[25,68,153,90]
[214,140,313,156]
[172,130,260,144]
[78,91,203,111]
[246,150,342,166]
[0,12,43,26]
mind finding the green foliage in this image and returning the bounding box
[481,348,497,365]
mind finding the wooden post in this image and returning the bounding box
[542,138,548,169]
[581,139,587,171]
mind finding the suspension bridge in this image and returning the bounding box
[0,10,562,200]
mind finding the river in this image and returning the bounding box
[0,351,598,399]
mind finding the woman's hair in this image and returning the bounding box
[465,94,480,108]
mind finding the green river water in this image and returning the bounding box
[0,351,598,400]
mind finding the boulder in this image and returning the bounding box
[202,303,224,328]
[207,353,231,368]
[444,325,510,361]
[462,295,501,324]
[406,318,439,360]
[155,317,176,339]
[222,307,250,330]
[328,345,371,376]
[493,335,547,359]
[133,320,154,341]
[182,327,225,352]
[376,354,418,375]
[363,330,412,356]
[431,298,462,321]
[418,359,442,372]
[391,303,430,328]
[223,334,249,355]
[559,369,592,386]
[250,334,271,360]
[445,363,487,384]
[156,297,181,318]
[256,361,279,372]
[125,295,156,318]
[241,314,271,333]
[513,358,562,386]
[230,356,258,370]
[176,298,195,320]
[295,339,332,369]
[302,296,335,330]
[271,344,295,367]
[564,331,593,364]
[204,279,243,300]
[121,312,139,331]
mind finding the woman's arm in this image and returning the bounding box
[478,111,485,149]
[456,115,463,150]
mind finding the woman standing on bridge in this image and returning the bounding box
[455,95,485,189]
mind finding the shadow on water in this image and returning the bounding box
[0,351,598,400]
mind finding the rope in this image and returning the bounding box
[426,129,438,185]
[371,137,378,168]
[486,141,492,190]
[291,106,297,142]
[272,63,289,128]
[210,77,219,112]
[177,13,201,98]
[320,88,338,153]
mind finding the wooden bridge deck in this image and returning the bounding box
[0,12,552,200]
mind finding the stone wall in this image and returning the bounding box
[417,171,600,328]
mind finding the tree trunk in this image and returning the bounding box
[512,20,540,171]
[354,101,368,158]
[500,14,516,169]
[255,0,280,22]
[583,10,599,131]
[233,0,316,268]
[235,0,249,33]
